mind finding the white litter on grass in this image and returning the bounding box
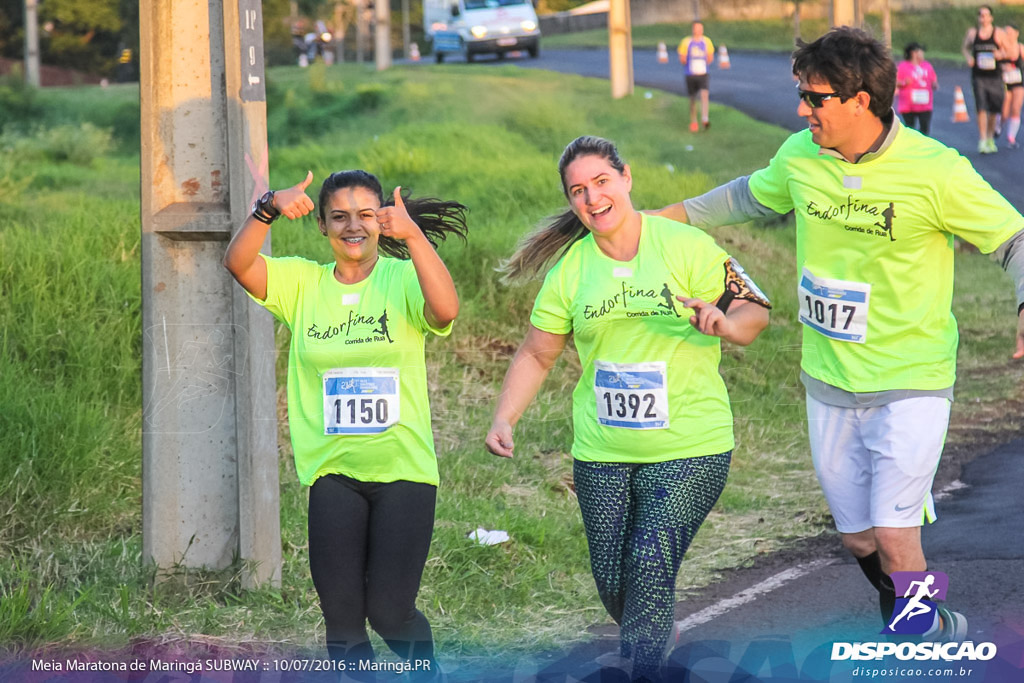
[644,91,653,99]
[665,163,676,173]
[934,479,968,500]
[684,145,694,152]
[468,528,510,545]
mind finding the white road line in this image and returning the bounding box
[674,558,837,634]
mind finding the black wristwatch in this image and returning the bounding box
[251,190,280,224]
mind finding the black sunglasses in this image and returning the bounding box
[798,88,845,108]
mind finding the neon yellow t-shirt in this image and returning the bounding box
[530,215,735,463]
[748,125,1023,392]
[251,254,451,486]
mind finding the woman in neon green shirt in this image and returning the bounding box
[224,169,466,680]
[486,136,770,682]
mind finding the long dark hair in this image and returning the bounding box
[500,136,627,282]
[318,170,468,259]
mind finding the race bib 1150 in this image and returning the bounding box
[322,367,400,435]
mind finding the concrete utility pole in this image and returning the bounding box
[832,0,855,28]
[24,0,40,87]
[334,2,347,63]
[608,0,633,99]
[375,0,392,70]
[402,0,411,59]
[139,0,281,589]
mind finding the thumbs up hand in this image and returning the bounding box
[375,187,420,242]
[274,171,316,220]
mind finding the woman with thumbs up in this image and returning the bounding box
[224,169,467,681]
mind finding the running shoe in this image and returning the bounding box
[924,607,968,643]
[978,139,989,153]
[703,120,710,130]
[663,620,682,661]
[1009,138,1019,149]
[689,121,699,132]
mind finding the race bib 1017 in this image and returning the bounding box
[798,268,871,344]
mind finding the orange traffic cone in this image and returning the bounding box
[718,45,731,69]
[656,41,669,64]
[410,42,421,61]
[952,86,969,122]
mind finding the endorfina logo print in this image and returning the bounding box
[882,571,947,635]
[306,308,395,345]
[804,195,897,241]
[582,282,680,320]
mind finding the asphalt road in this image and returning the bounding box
[443,48,1024,683]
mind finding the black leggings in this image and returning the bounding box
[901,110,933,136]
[308,474,437,672]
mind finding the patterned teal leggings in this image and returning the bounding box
[573,452,732,682]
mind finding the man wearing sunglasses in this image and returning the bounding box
[652,26,1024,642]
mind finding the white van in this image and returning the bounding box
[424,0,541,63]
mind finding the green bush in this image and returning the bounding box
[0,123,115,166]
[354,83,388,110]
[0,84,43,132]
[0,157,32,202]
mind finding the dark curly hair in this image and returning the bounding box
[792,26,896,118]
[317,170,468,259]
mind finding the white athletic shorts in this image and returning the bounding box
[806,394,951,533]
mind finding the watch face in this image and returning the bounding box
[261,191,274,204]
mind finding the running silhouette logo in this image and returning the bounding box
[882,571,949,635]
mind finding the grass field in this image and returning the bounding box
[0,58,1021,674]
[542,6,1024,63]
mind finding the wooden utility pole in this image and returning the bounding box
[608,0,633,99]
[357,0,369,62]
[881,0,892,49]
[793,0,802,43]
[375,0,392,69]
[832,0,854,27]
